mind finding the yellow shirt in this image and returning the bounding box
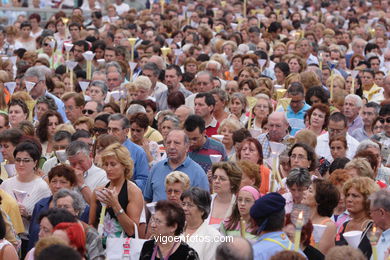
[363,84,384,103]
[127,126,163,143]
[0,189,24,234]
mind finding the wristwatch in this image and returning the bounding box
[79,183,88,192]
[115,208,125,217]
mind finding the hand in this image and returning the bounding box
[96,188,119,208]
[18,203,28,217]
[74,169,85,187]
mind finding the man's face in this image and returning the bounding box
[289,184,308,204]
[165,131,188,163]
[142,69,158,87]
[353,41,365,55]
[196,74,213,92]
[297,40,310,55]
[56,195,78,216]
[362,72,374,88]
[370,59,381,72]
[184,127,205,151]
[288,93,304,113]
[328,120,347,139]
[164,69,181,90]
[83,101,98,119]
[268,116,288,141]
[64,97,83,123]
[380,113,390,135]
[107,71,122,91]
[343,97,360,120]
[362,107,377,127]
[24,75,45,100]
[375,73,384,87]
[174,107,190,125]
[104,50,116,62]
[73,45,85,62]
[68,152,92,173]
[194,97,212,119]
[53,139,70,151]
[69,26,80,40]
[206,64,220,77]
[108,120,128,143]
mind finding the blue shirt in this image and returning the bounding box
[143,156,209,202]
[278,103,311,136]
[253,231,306,260]
[372,228,390,260]
[122,139,149,191]
[45,90,68,123]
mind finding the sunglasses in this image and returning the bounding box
[82,109,95,115]
[43,43,52,47]
[379,117,390,124]
[93,127,107,134]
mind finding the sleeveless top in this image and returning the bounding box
[95,181,130,245]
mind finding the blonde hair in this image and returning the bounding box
[11,91,34,102]
[325,246,365,260]
[345,158,374,179]
[134,76,152,91]
[326,74,345,90]
[294,129,317,149]
[34,235,68,259]
[55,123,76,135]
[74,116,94,132]
[101,143,134,180]
[218,118,242,134]
[300,71,321,92]
[165,171,190,190]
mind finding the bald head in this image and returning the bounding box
[216,237,253,260]
[268,112,290,142]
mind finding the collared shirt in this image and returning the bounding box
[307,53,319,65]
[316,133,360,162]
[347,115,364,135]
[155,85,192,111]
[253,231,306,260]
[372,228,390,260]
[371,133,390,165]
[84,164,109,191]
[351,127,371,142]
[45,90,68,123]
[143,156,209,202]
[205,117,220,137]
[277,103,311,136]
[377,166,390,185]
[188,137,227,173]
[122,139,150,190]
[363,84,385,104]
[257,133,293,159]
[151,81,168,99]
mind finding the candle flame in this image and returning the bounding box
[298,211,303,220]
[373,226,376,233]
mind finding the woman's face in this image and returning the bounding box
[288,58,301,73]
[353,57,362,68]
[274,47,286,56]
[39,217,54,239]
[309,95,322,106]
[229,98,244,117]
[330,140,347,159]
[212,94,225,112]
[237,190,255,217]
[136,87,149,101]
[89,86,105,102]
[238,70,251,83]
[49,175,72,194]
[345,187,365,214]
[243,58,254,67]
[15,151,36,176]
[165,182,184,204]
[223,44,234,56]
[212,168,232,195]
[302,184,316,207]
[130,122,146,143]
[53,87,65,98]
[94,48,105,59]
[36,103,49,121]
[182,197,204,224]
[0,142,15,161]
[225,83,238,95]
[102,155,126,181]
[220,125,235,147]
[240,142,260,164]
[240,83,252,96]
[9,105,27,127]
[254,98,270,119]
[43,39,54,55]
[232,58,243,71]
[274,67,285,82]
[290,147,310,170]
[56,22,65,33]
[160,120,174,140]
[310,108,326,129]
[145,106,155,126]
[47,115,60,137]
[64,77,72,92]
[150,210,175,237]
[185,63,197,74]
[373,120,383,135]
[21,26,31,38]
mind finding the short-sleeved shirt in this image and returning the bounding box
[143,156,209,202]
[277,103,311,136]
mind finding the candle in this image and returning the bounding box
[128,38,137,62]
[240,217,246,238]
[351,77,355,94]
[243,0,247,17]
[98,205,106,236]
[247,108,252,129]
[272,156,283,186]
[161,47,171,64]
[294,211,304,251]
[330,69,334,101]
[319,53,323,71]
[160,0,165,14]
[369,226,379,260]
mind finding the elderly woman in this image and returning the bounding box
[0,142,51,255]
[181,187,220,260]
[210,89,229,124]
[8,99,29,128]
[159,114,180,142]
[288,55,305,73]
[36,111,64,159]
[305,104,329,136]
[134,76,153,101]
[289,143,318,175]
[248,94,273,135]
[165,171,190,204]
[34,96,58,123]
[344,158,374,179]
[206,162,241,228]
[237,137,271,194]
[89,80,108,104]
[231,54,243,78]
[140,200,199,260]
[302,179,339,254]
[335,177,379,259]
[229,92,248,125]
[89,143,143,245]
[283,168,312,214]
[217,118,241,159]
[220,186,261,241]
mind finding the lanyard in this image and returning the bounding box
[151,242,178,260]
[263,238,292,250]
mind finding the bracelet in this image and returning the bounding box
[79,183,88,192]
[115,208,125,217]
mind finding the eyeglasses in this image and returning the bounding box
[15,157,34,164]
[181,202,195,208]
[166,189,181,195]
[379,117,390,124]
[328,128,345,134]
[290,154,308,160]
[108,127,123,133]
[93,127,107,134]
[150,216,166,226]
[82,109,95,115]
[212,175,228,182]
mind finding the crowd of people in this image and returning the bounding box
[0,0,389,259]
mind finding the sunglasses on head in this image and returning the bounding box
[379,117,390,124]
[82,109,95,115]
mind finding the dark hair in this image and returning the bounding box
[0,211,6,239]
[181,187,211,220]
[91,11,102,19]
[362,68,375,77]
[254,208,285,233]
[73,40,89,52]
[8,98,29,116]
[232,128,251,145]
[38,208,77,227]
[103,102,121,114]
[48,165,77,186]
[379,104,390,117]
[288,142,317,171]
[329,135,348,149]
[20,21,32,29]
[354,149,379,172]
[53,130,72,143]
[167,91,185,111]
[129,112,149,130]
[237,137,264,165]
[71,130,91,142]
[287,82,304,96]
[306,103,330,130]
[313,179,340,217]
[184,114,206,133]
[13,141,41,164]
[94,113,110,124]
[92,40,106,52]
[36,111,64,143]
[195,92,215,107]
[166,64,182,78]
[37,244,82,260]
[329,157,350,174]
[365,102,380,114]
[0,128,23,145]
[155,200,185,236]
[305,86,329,105]
[285,213,313,248]
[29,13,41,23]
[329,112,347,128]
[274,62,290,77]
[144,99,157,112]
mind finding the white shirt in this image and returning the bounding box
[114,3,130,16]
[185,93,197,108]
[315,132,360,162]
[84,164,109,191]
[151,82,168,99]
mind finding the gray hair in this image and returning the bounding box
[209,88,229,103]
[216,237,253,260]
[53,130,72,142]
[24,65,49,81]
[108,113,130,129]
[53,188,86,217]
[105,61,122,74]
[180,187,211,220]
[345,94,363,108]
[92,71,107,81]
[195,70,213,82]
[369,189,390,212]
[356,139,380,153]
[90,80,108,96]
[126,104,146,116]
[206,60,221,71]
[286,168,312,188]
[162,115,180,129]
[230,92,248,113]
[66,140,90,157]
[143,62,161,77]
[36,96,58,111]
